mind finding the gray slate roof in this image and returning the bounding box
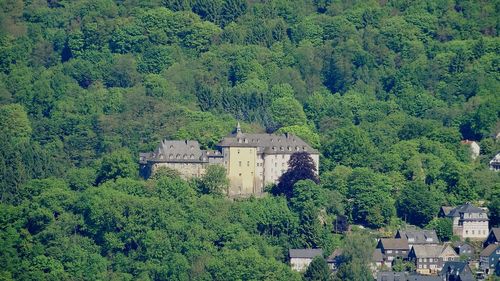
[379,238,409,250]
[490,227,500,241]
[480,244,499,257]
[447,203,486,217]
[411,244,457,258]
[140,140,224,164]
[440,261,474,281]
[377,271,407,281]
[289,248,323,259]
[396,230,439,244]
[407,275,444,281]
[217,131,319,154]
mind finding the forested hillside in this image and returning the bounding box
[0,0,499,280]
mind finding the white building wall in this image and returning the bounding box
[290,257,313,272]
[462,220,489,239]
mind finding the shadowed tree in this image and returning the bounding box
[304,256,331,281]
[273,152,319,199]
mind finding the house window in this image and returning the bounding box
[465,230,468,235]
[418,265,422,269]
[386,250,392,254]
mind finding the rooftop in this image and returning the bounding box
[447,203,487,217]
[440,261,470,277]
[480,244,499,257]
[396,229,439,244]
[489,227,500,240]
[289,248,323,259]
[411,244,457,258]
[217,125,318,154]
[379,238,409,250]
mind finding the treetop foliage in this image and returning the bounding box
[0,0,499,279]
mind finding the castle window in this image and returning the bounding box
[247,161,250,167]
[239,161,242,167]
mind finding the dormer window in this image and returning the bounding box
[272,146,276,150]
[280,146,284,151]
[176,154,180,159]
[170,145,174,149]
[190,154,194,159]
[238,138,242,143]
[287,146,291,151]
[159,154,164,159]
[190,145,194,150]
[244,138,248,143]
[169,154,173,159]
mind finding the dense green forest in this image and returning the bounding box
[0,0,499,280]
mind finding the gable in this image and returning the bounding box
[440,245,458,258]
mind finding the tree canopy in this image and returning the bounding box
[0,0,499,279]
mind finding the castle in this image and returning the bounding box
[139,123,319,197]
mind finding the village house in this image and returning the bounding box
[376,238,410,265]
[489,153,500,171]
[395,229,439,250]
[442,203,489,240]
[439,261,475,281]
[140,123,319,197]
[289,248,323,272]
[408,244,459,275]
[452,242,475,258]
[479,244,500,276]
[483,227,500,247]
